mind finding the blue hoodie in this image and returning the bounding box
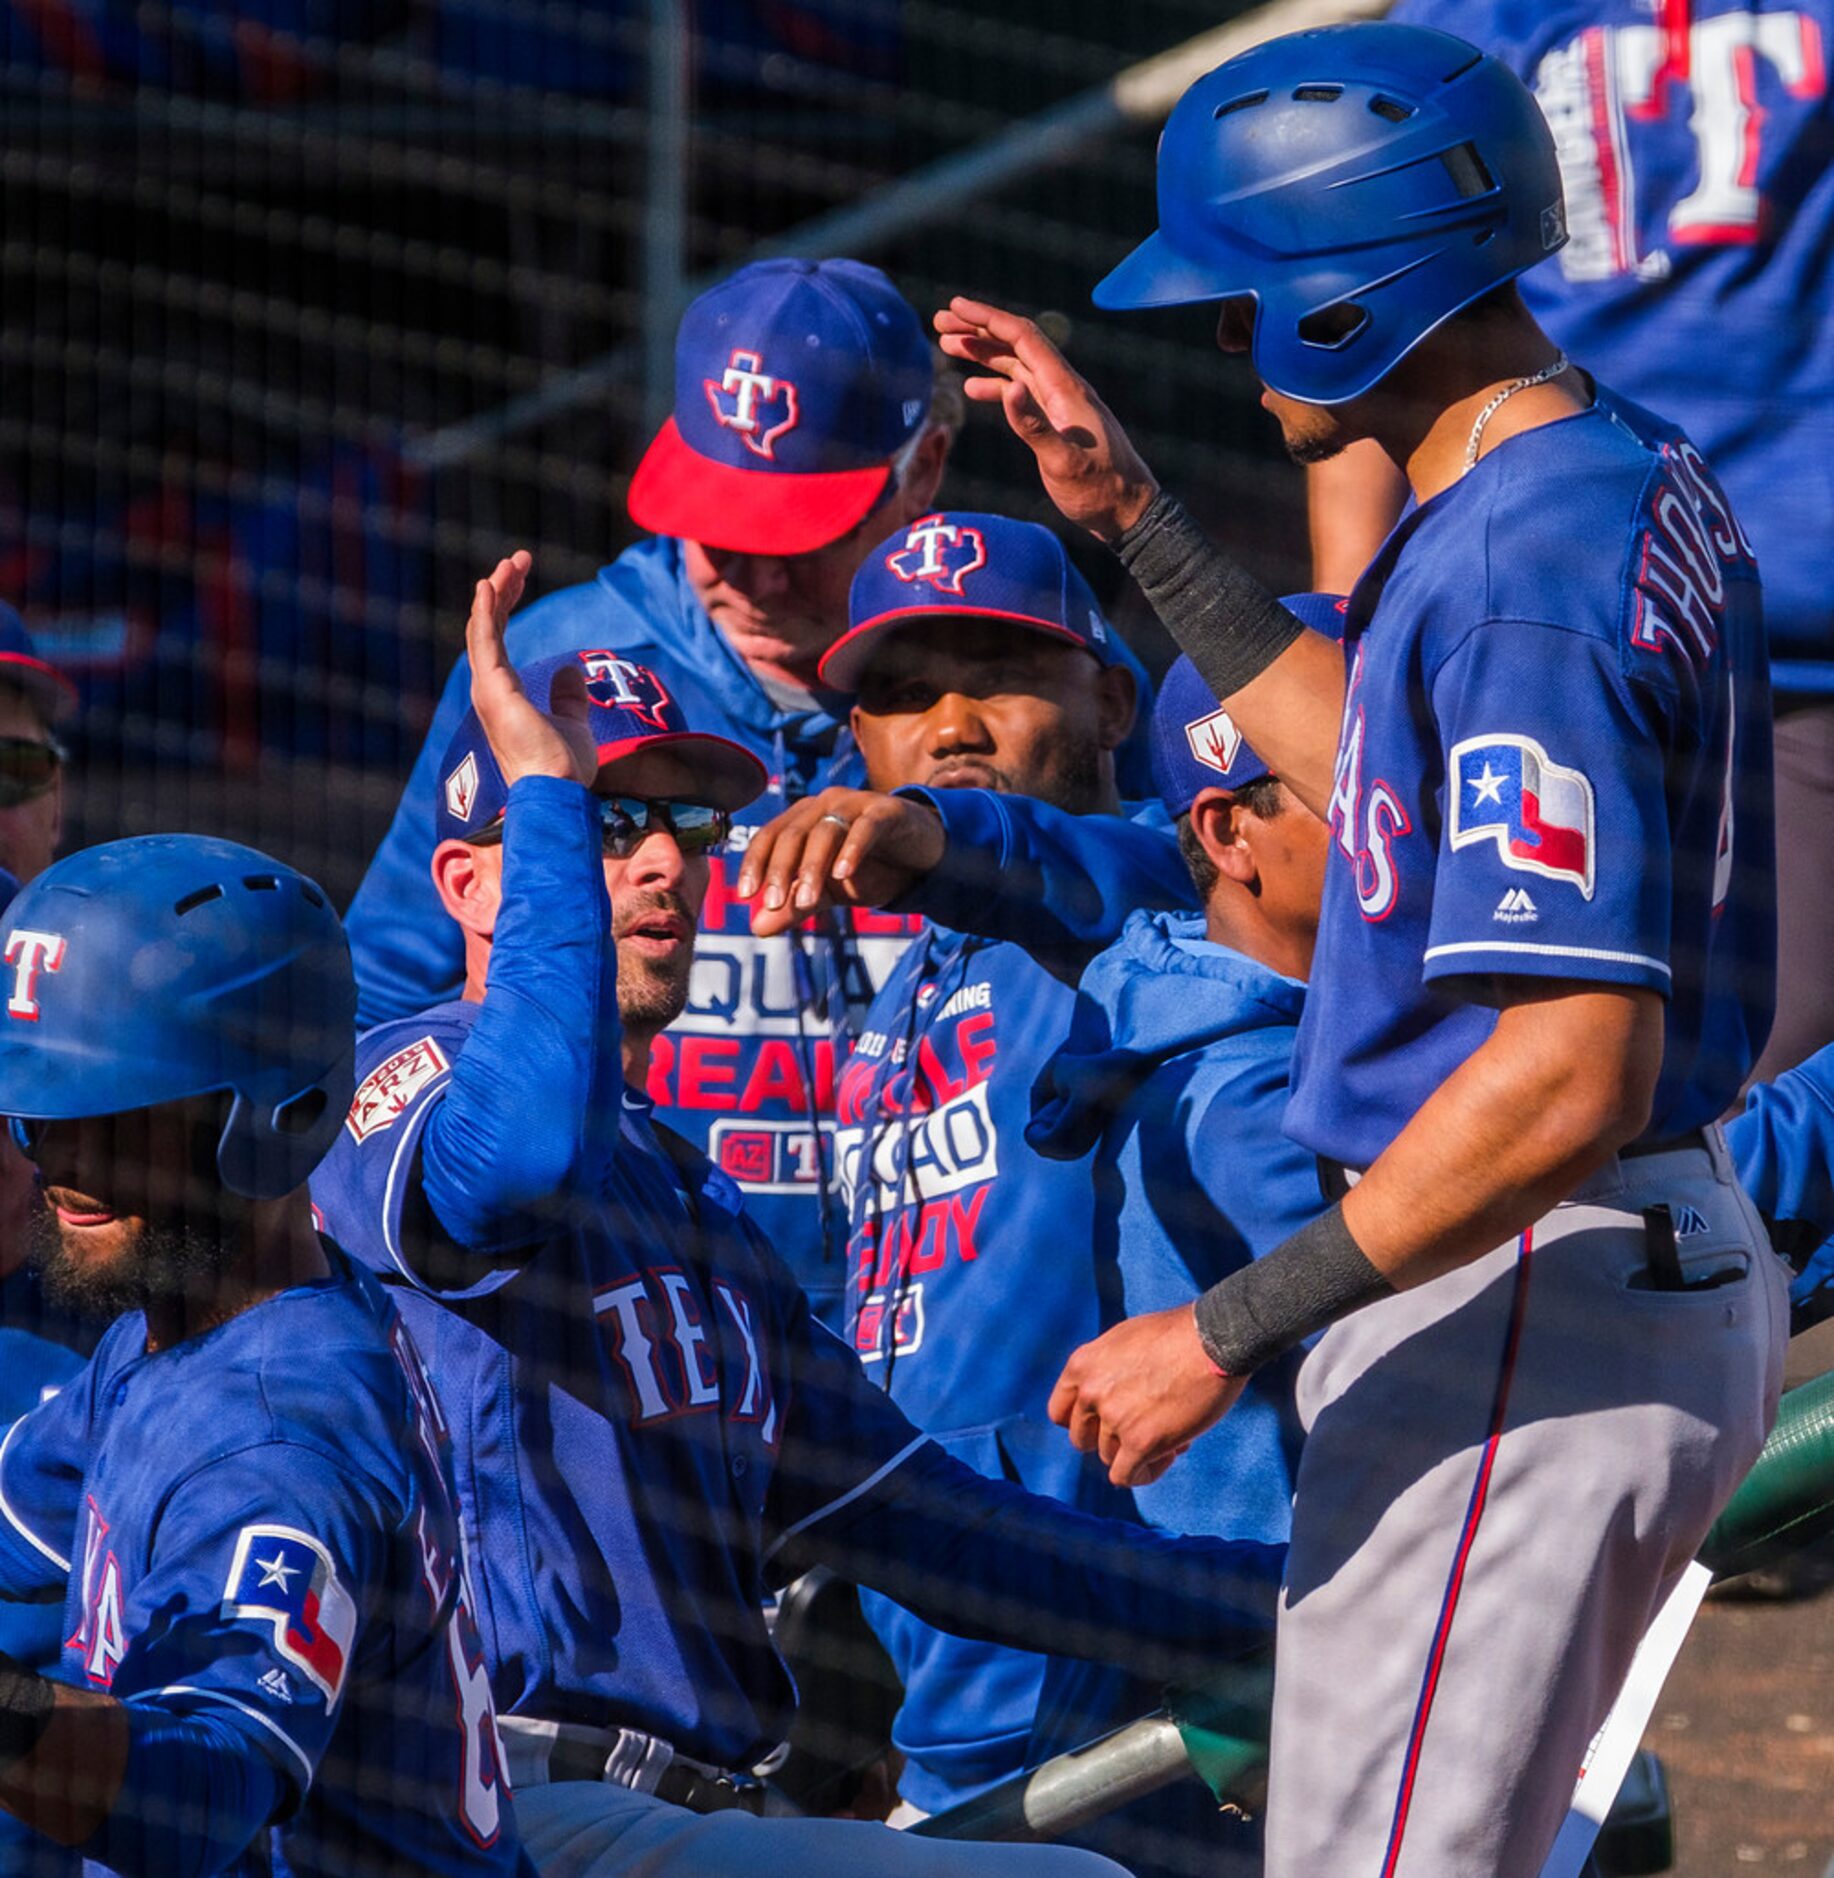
[343,537,923,1320]
[1016,911,1320,1876]
[1728,1045,1834,1329]
[836,793,1195,1817]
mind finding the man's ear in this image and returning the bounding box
[431,838,499,938]
[895,424,951,519]
[1094,664,1138,751]
[1190,788,1259,887]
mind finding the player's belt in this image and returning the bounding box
[497,1715,773,1815]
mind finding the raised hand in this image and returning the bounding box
[935,297,1160,541]
[465,552,597,790]
[738,788,946,937]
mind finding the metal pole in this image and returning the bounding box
[643,0,692,434]
[403,0,1392,470]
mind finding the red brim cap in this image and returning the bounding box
[0,652,79,724]
[627,418,894,557]
[819,607,1097,696]
[594,730,769,813]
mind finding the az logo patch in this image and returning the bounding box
[223,1525,357,1707]
[444,752,480,827]
[1185,708,1244,777]
[887,516,987,595]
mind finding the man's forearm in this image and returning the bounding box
[1114,491,1346,815]
[1341,989,1662,1292]
[0,1674,127,1849]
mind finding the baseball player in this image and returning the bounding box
[0,835,531,1876]
[1312,0,1834,1086]
[740,511,1189,1836]
[935,21,1788,1875]
[343,259,954,1326]
[311,554,1282,1876]
[0,604,91,1424]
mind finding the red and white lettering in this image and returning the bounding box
[1326,678,1411,922]
[595,1278,673,1423]
[5,930,65,1021]
[658,1271,721,1409]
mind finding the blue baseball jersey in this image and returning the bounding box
[1392,0,1834,681]
[1288,391,1774,1167]
[1729,1043,1834,1324]
[0,1260,528,1878]
[344,536,923,1323]
[315,779,1282,1776]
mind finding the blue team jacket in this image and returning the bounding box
[1729,1047,1834,1327]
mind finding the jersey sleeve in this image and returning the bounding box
[1728,1047,1834,1327]
[0,1351,100,1597]
[319,777,622,1298]
[99,1442,393,1813]
[1422,620,1674,994]
[895,789,1195,977]
[762,1273,1281,1684]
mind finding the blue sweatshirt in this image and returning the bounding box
[1018,910,1321,1876]
[839,795,1202,1819]
[1728,1045,1834,1329]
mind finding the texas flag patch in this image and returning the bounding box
[1448,734,1596,899]
[223,1525,358,1707]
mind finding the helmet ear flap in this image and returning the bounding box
[213,1046,354,1202]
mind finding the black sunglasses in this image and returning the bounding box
[0,737,64,808]
[469,795,732,860]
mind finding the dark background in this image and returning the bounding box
[0,0,1309,906]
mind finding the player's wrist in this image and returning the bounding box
[0,1648,57,1775]
[1191,1302,1236,1381]
[1193,1201,1394,1378]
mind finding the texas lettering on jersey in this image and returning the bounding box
[834,977,1001,1363]
[1327,644,1414,924]
[593,1264,779,1444]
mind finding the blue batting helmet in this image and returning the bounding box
[1094,23,1568,404]
[0,836,356,1200]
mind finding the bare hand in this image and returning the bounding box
[1049,1304,1245,1489]
[934,297,1159,541]
[738,789,946,936]
[465,552,597,789]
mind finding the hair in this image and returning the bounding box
[1176,777,1288,899]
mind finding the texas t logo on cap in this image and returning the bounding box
[887,515,987,596]
[579,653,673,730]
[703,350,800,460]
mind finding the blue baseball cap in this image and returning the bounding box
[820,511,1123,694]
[435,651,768,844]
[627,258,934,557]
[0,603,77,725]
[1151,593,1347,815]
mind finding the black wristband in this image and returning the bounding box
[0,1650,56,1775]
[1193,1201,1394,1377]
[1113,489,1307,700]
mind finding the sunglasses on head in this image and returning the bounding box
[468,794,732,859]
[0,737,64,808]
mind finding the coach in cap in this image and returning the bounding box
[346,259,958,1324]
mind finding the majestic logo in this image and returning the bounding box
[703,349,800,459]
[886,515,987,595]
[444,752,480,827]
[346,1036,452,1143]
[1674,1204,1711,1238]
[579,652,674,731]
[1185,708,1245,777]
[1494,887,1540,925]
[1449,735,1597,899]
[4,931,65,1022]
[222,1525,358,1706]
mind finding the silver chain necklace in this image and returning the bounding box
[1463,353,1571,471]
